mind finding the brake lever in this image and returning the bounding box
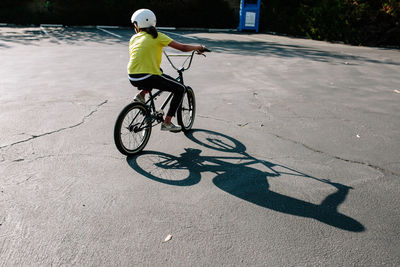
[196,52,207,57]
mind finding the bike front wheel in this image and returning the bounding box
[114,102,152,155]
[177,86,196,132]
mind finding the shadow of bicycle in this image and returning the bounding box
[127,129,365,232]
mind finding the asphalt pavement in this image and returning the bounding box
[1,26,399,266]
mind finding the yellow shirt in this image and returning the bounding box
[127,31,172,75]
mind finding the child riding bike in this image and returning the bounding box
[128,9,207,132]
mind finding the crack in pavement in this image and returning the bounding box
[268,132,399,177]
[197,115,232,123]
[2,153,124,165]
[250,91,399,177]
[197,113,399,177]
[198,115,262,128]
[0,100,108,150]
[16,175,34,185]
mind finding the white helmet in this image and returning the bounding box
[131,9,156,28]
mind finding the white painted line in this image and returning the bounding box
[39,24,62,41]
[158,27,176,30]
[40,24,63,27]
[97,25,120,29]
[209,28,236,32]
[96,26,122,38]
[40,24,63,38]
[40,26,50,37]
[161,30,198,40]
[0,23,7,26]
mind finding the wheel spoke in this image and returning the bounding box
[182,96,192,126]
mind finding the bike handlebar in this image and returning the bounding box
[163,47,211,72]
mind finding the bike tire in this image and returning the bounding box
[177,86,196,132]
[114,102,152,156]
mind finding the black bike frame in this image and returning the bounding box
[130,51,196,129]
[146,50,193,116]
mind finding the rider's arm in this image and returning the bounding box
[168,41,205,53]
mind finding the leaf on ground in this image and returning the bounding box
[163,234,173,243]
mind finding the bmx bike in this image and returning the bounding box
[114,49,210,156]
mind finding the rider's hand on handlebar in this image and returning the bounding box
[196,45,211,55]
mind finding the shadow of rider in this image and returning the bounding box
[179,148,365,232]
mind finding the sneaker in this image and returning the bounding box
[133,93,145,104]
[161,122,182,132]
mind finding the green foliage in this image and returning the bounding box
[347,0,400,45]
[260,0,400,46]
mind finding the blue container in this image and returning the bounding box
[238,0,261,32]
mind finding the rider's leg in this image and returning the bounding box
[158,74,185,121]
[129,75,151,103]
[153,74,185,131]
[129,74,185,131]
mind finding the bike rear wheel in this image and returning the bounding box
[114,102,152,155]
[177,86,196,132]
